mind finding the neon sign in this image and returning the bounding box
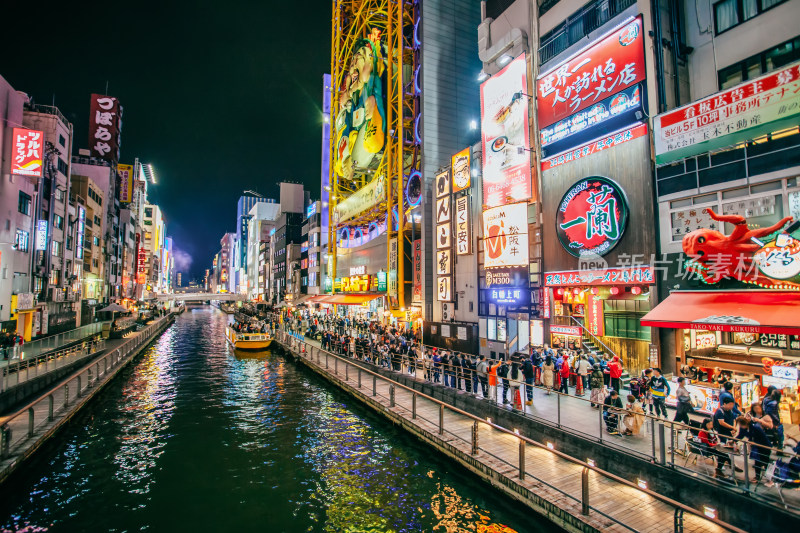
[556,176,628,257]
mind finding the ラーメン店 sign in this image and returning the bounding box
[537,16,646,129]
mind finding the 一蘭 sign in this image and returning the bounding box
[483,202,529,268]
[537,16,645,129]
[556,176,628,258]
[481,54,532,207]
[12,128,44,177]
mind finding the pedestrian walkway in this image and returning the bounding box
[0,315,175,482]
[278,334,743,533]
[1,321,108,366]
[299,334,800,512]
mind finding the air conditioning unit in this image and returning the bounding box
[50,287,64,302]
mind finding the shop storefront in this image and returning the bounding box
[642,290,800,421]
[544,265,656,375]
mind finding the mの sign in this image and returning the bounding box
[483,202,529,268]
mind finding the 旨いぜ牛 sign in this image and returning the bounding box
[556,176,628,257]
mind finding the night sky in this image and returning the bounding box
[2,2,330,280]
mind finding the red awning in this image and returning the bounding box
[641,290,800,335]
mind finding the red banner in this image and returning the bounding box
[586,294,605,337]
[537,16,645,129]
[541,123,648,170]
[12,128,44,177]
[89,94,122,162]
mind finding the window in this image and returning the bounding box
[51,241,61,257]
[18,192,32,215]
[54,214,64,230]
[714,0,788,34]
[719,36,800,88]
[57,158,68,175]
[58,134,66,147]
[66,236,73,250]
[94,215,101,226]
[55,188,65,202]
[15,229,29,252]
[49,269,60,286]
[93,236,100,247]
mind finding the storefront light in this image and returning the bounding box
[556,288,564,296]
[572,288,581,295]
[587,458,595,467]
[609,287,620,295]
[631,286,642,295]
[546,442,554,450]
[637,478,647,490]
[591,287,599,295]
[703,506,716,519]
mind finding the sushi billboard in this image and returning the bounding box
[480,54,532,208]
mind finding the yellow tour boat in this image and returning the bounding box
[226,326,273,350]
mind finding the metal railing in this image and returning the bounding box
[2,322,107,364]
[538,0,636,65]
[0,338,105,394]
[284,325,800,513]
[0,315,173,462]
[278,331,750,533]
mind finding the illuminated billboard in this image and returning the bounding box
[12,128,44,177]
[480,54,532,207]
[89,94,122,162]
[556,176,629,257]
[483,202,529,268]
[333,30,387,188]
[76,206,86,260]
[537,16,645,130]
[118,164,134,203]
[451,147,471,193]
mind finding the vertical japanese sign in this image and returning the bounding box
[118,164,134,203]
[76,206,86,260]
[35,220,48,251]
[12,128,44,177]
[89,94,122,162]
[483,202,529,268]
[451,148,471,193]
[480,54,532,207]
[412,239,422,303]
[536,16,645,129]
[455,196,471,255]
[437,275,451,302]
[542,287,551,319]
[388,238,398,306]
[136,233,146,284]
[586,293,605,336]
[435,168,450,198]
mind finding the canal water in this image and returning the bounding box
[1,307,561,532]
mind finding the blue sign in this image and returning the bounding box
[486,288,528,305]
[306,203,317,219]
[541,83,645,159]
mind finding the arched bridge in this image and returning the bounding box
[155,292,247,302]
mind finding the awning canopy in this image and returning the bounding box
[315,294,382,306]
[641,290,800,335]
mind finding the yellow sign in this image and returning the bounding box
[451,147,471,192]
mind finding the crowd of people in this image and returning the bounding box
[1,330,24,360]
[269,311,800,486]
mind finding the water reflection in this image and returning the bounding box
[0,308,548,532]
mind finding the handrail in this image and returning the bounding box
[0,315,172,427]
[280,332,749,533]
[567,315,618,360]
[280,322,800,514]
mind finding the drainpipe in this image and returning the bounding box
[669,0,682,107]
[651,0,668,113]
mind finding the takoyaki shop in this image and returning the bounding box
[642,290,800,418]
